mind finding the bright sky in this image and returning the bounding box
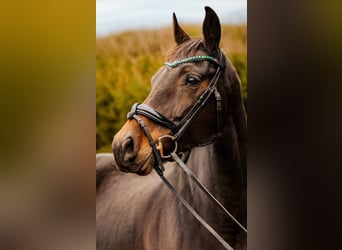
[96,0,247,37]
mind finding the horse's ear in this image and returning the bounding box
[202,6,221,52]
[173,12,190,45]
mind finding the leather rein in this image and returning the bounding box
[126,54,246,249]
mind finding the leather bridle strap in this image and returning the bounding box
[127,113,233,250]
[127,103,177,133]
[127,114,165,176]
[171,152,248,233]
[158,174,234,250]
[173,66,222,141]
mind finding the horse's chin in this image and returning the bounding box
[136,153,155,176]
[115,152,155,176]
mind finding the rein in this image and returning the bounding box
[128,113,234,250]
[126,54,246,249]
[171,152,247,234]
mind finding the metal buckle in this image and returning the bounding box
[156,135,178,159]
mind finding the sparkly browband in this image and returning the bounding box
[165,55,223,68]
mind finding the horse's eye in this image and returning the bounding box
[185,75,201,86]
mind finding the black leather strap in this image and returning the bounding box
[158,173,233,250]
[125,111,234,249]
[171,152,247,234]
[128,113,165,176]
[173,66,222,141]
[127,103,177,132]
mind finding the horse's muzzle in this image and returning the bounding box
[112,133,139,172]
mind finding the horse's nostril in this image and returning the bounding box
[122,137,136,162]
[123,137,134,152]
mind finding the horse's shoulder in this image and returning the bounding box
[96,153,118,189]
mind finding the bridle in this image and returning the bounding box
[126,53,246,249]
[127,54,224,159]
[128,55,224,133]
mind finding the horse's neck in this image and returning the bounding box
[186,145,217,188]
[179,124,244,220]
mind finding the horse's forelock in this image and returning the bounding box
[166,39,205,61]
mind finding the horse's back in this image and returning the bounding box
[96,153,114,166]
[96,153,117,189]
[96,158,165,250]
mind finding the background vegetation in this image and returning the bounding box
[96,25,247,152]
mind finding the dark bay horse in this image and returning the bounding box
[96,7,246,250]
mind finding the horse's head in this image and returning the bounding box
[112,7,245,175]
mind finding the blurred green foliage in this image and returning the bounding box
[96,25,247,152]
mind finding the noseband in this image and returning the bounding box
[125,53,246,249]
